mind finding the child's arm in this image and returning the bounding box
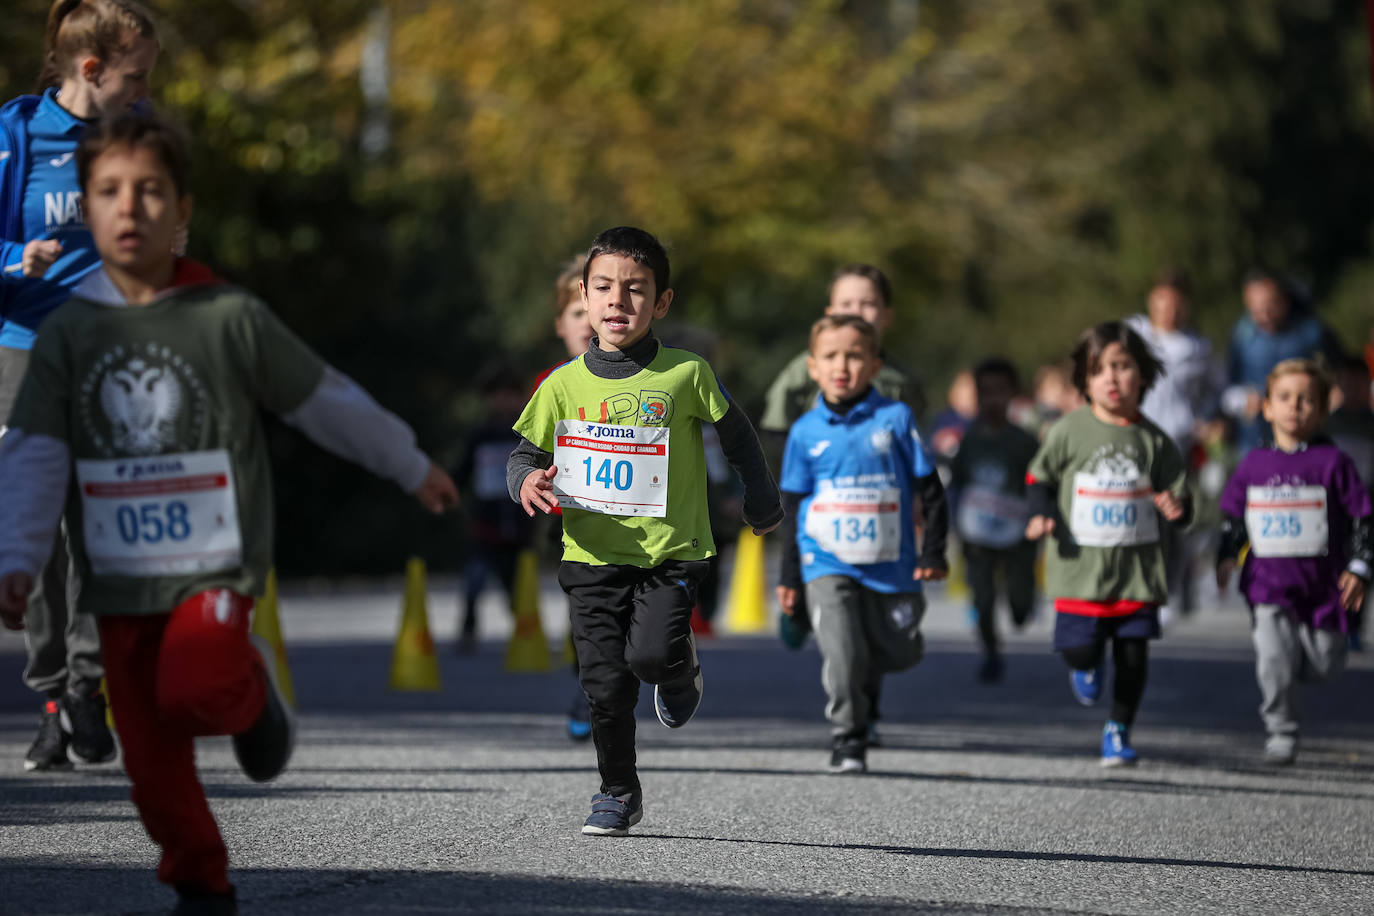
[1337,514,1370,611]
[1023,423,1063,540]
[1214,513,1248,591]
[281,367,458,512]
[913,472,948,580]
[713,403,783,535]
[506,436,559,516]
[774,491,805,615]
[0,430,71,628]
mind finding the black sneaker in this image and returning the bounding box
[60,689,117,765]
[581,792,643,836]
[232,636,296,783]
[653,670,703,729]
[828,738,867,774]
[172,885,237,915]
[24,700,72,772]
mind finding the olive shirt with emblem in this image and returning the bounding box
[0,266,432,616]
[758,349,925,435]
[1027,406,1189,605]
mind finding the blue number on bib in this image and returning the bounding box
[115,500,195,545]
[583,457,634,492]
[1259,513,1302,539]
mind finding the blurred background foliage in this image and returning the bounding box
[2,0,1371,573]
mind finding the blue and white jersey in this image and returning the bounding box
[781,387,935,593]
[0,89,101,350]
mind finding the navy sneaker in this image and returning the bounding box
[24,700,72,772]
[1070,666,1103,706]
[233,636,296,783]
[581,792,643,836]
[60,689,116,765]
[829,738,867,774]
[654,670,703,729]
[1100,720,1138,767]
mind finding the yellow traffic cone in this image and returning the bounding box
[506,549,552,672]
[946,546,969,600]
[101,676,115,732]
[390,557,441,690]
[724,528,769,634]
[251,567,296,706]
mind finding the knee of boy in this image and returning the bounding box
[581,670,640,712]
[624,643,691,686]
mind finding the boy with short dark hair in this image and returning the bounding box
[950,358,1041,683]
[507,226,781,836]
[775,314,947,774]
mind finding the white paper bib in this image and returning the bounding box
[805,485,902,564]
[1245,485,1328,557]
[1069,472,1158,547]
[77,450,243,576]
[553,420,669,517]
[957,486,1028,548]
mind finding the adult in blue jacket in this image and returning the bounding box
[0,0,158,772]
[1223,269,1345,454]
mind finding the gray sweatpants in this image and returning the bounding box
[1251,603,1347,738]
[806,575,926,742]
[0,346,101,698]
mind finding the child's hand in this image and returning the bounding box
[21,239,62,278]
[1153,490,1184,521]
[913,565,947,581]
[413,462,460,513]
[776,585,799,616]
[520,465,560,516]
[1338,571,1367,612]
[0,572,33,630]
[1216,559,1236,592]
[1025,515,1054,540]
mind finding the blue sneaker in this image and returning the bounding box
[654,670,703,729]
[1069,666,1102,706]
[567,693,592,742]
[581,792,643,836]
[779,612,810,650]
[1100,720,1138,767]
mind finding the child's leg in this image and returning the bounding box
[560,562,640,797]
[865,591,927,674]
[460,550,492,639]
[1251,603,1303,738]
[1108,637,1149,726]
[806,575,872,743]
[98,602,249,896]
[1060,642,1104,671]
[1004,541,1038,629]
[964,543,1000,657]
[1295,621,1348,683]
[624,560,710,690]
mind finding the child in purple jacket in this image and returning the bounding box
[1217,359,1372,765]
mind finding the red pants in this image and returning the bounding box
[98,590,265,893]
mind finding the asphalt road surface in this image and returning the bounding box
[2,572,1371,915]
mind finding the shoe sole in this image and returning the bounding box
[581,807,644,836]
[828,760,867,774]
[1099,756,1138,768]
[58,707,117,765]
[23,758,73,772]
[241,634,297,782]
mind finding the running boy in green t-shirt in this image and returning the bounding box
[507,226,782,836]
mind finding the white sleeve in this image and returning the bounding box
[0,430,71,578]
[281,366,431,492]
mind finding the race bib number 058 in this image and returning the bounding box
[76,450,243,576]
[553,420,669,517]
[1245,485,1328,558]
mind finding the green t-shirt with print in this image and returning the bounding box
[513,347,730,567]
[10,282,325,616]
[1027,406,1187,604]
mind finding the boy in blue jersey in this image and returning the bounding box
[776,315,948,773]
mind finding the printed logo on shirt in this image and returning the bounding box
[808,440,831,458]
[576,389,676,426]
[79,343,210,457]
[49,152,74,168]
[870,427,893,454]
[44,191,83,230]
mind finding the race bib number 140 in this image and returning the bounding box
[553,420,669,517]
[77,450,243,576]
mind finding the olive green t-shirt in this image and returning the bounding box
[759,349,923,433]
[1027,406,1187,603]
[513,347,731,567]
[10,281,325,615]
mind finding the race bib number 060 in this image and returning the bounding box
[76,450,243,576]
[553,420,669,517]
[1069,472,1159,547]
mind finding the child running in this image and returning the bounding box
[1216,359,1371,764]
[950,357,1040,683]
[0,114,458,915]
[507,226,781,836]
[775,314,947,773]
[1025,321,1190,766]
